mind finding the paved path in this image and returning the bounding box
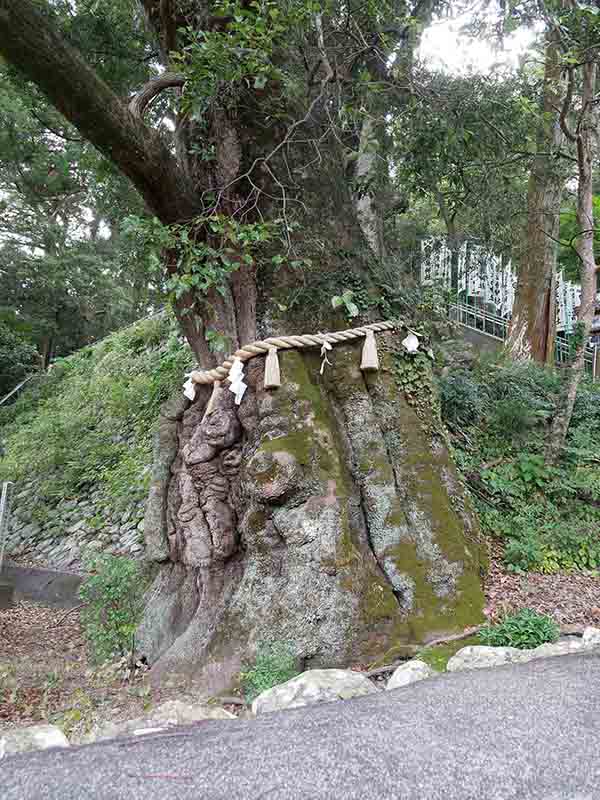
[2,653,599,799]
[0,561,83,608]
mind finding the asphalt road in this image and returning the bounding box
[2,653,599,800]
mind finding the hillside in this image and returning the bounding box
[0,314,194,569]
[3,320,599,592]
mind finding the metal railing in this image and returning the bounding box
[0,375,37,408]
[449,301,598,378]
[0,481,14,573]
[449,302,509,342]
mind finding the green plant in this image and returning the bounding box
[331,289,359,319]
[479,609,559,650]
[490,398,536,436]
[504,531,543,573]
[516,453,550,491]
[439,371,485,426]
[78,555,146,664]
[240,642,300,702]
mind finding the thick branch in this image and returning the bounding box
[559,66,577,143]
[0,0,196,223]
[129,72,186,118]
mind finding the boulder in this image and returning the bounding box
[251,669,377,715]
[530,640,584,659]
[582,627,600,649]
[84,700,236,743]
[386,660,435,690]
[447,639,586,672]
[447,646,529,672]
[0,725,69,758]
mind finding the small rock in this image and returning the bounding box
[560,624,585,637]
[447,646,528,672]
[0,725,69,758]
[386,660,435,690]
[67,520,85,534]
[252,669,377,715]
[531,640,584,659]
[582,627,600,649]
[447,639,586,672]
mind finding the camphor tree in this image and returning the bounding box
[0,0,485,689]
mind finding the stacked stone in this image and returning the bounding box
[4,482,148,569]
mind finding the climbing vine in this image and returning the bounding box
[392,349,435,412]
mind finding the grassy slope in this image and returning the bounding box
[438,355,600,574]
[0,314,194,513]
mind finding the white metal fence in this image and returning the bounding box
[451,301,598,378]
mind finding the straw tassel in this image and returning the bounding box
[264,346,281,389]
[202,380,223,422]
[360,329,379,372]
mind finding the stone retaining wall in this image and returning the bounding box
[4,481,146,570]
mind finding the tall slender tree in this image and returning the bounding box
[547,4,600,461]
[506,21,566,363]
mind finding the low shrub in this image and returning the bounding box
[79,555,146,664]
[438,354,600,575]
[439,371,485,426]
[479,609,559,650]
[489,398,536,436]
[240,643,300,703]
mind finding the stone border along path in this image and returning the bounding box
[2,626,599,757]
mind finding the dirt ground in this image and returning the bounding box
[484,542,600,626]
[0,601,242,741]
[1,547,598,739]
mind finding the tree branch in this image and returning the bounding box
[129,72,186,118]
[559,66,577,143]
[0,0,196,223]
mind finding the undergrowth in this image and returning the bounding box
[479,609,560,649]
[78,554,147,664]
[438,357,600,574]
[0,313,194,508]
[240,643,300,703]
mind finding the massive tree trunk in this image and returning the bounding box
[506,27,564,363]
[139,334,485,689]
[0,0,485,690]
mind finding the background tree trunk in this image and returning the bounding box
[547,61,598,463]
[506,28,564,364]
